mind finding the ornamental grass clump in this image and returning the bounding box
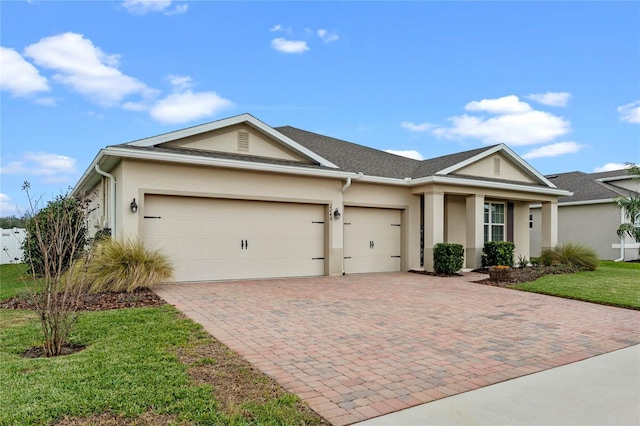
[71,238,173,293]
[540,242,599,271]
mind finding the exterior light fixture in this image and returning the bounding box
[333,208,341,220]
[130,198,138,213]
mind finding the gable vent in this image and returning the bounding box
[493,157,500,175]
[237,131,249,152]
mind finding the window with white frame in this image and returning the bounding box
[484,202,505,242]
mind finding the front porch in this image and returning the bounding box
[416,188,558,271]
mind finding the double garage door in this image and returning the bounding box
[144,196,402,282]
[144,195,325,282]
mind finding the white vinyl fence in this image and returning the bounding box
[1,228,26,265]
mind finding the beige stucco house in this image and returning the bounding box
[72,113,571,282]
[530,170,640,261]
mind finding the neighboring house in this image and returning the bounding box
[1,228,26,265]
[72,113,570,282]
[530,169,640,261]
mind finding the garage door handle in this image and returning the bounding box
[241,240,248,249]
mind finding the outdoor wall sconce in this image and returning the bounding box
[130,198,138,213]
[333,208,341,220]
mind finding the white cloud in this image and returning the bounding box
[522,141,584,159]
[384,150,424,161]
[593,163,631,173]
[150,91,233,124]
[527,92,571,107]
[24,32,155,106]
[618,101,640,124]
[465,95,532,115]
[271,38,309,54]
[122,0,187,15]
[122,101,150,111]
[432,95,571,145]
[0,46,49,97]
[166,3,188,15]
[400,121,433,132]
[270,24,283,32]
[317,29,339,43]
[0,193,20,217]
[0,152,78,183]
[167,74,194,91]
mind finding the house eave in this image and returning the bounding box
[72,147,357,197]
[72,148,574,200]
[411,175,572,196]
[530,198,619,208]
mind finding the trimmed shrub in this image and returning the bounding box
[69,238,173,293]
[541,242,599,271]
[433,243,464,275]
[481,241,515,267]
[22,194,87,277]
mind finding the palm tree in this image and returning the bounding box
[616,163,640,243]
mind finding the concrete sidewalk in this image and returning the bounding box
[357,344,640,426]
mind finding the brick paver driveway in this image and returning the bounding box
[154,273,640,426]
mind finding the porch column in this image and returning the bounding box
[513,201,530,261]
[541,200,558,251]
[424,191,444,271]
[465,194,484,269]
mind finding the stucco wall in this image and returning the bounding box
[530,202,639,260]
[444,195,467,245]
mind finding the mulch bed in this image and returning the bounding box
[0,287,166,311]
[472,265,579,287]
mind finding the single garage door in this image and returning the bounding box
[343,206,401,274]
[144,195,325,282]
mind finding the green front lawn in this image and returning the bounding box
[0,263,31,300]
[0,264,325,425]
[512,260,640,309]
[0,306,222,425]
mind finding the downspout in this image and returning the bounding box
[95,164,116,236]
[341,177,352,193]
[615,203,625,262]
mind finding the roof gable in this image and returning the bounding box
[412,144,555,187]
[120,114,339,169]
[161,123,310,163]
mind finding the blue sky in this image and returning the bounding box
[1,1,639,216]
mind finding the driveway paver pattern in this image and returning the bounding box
[154,273,640,426]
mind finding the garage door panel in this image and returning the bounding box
[144,195,325,282]
[344,207,401,274]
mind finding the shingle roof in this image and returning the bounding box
[275,126,420,179]
[546,170,637,203]
[111,122,546,185]
[276,126,504,180]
